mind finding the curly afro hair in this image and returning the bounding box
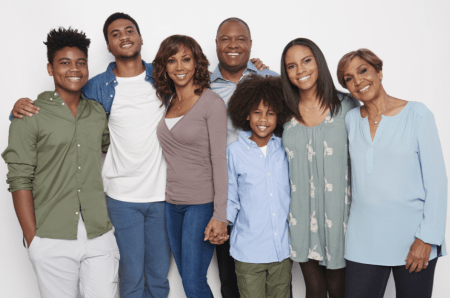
[44,27,90,65]
[228,74,291,137]
[153,35,210,106]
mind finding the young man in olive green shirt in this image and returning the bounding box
[2,28,119,297]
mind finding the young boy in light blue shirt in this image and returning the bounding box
[226,74,292,298]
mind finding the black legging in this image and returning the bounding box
[300,259,346,298]
[345,258,438,298]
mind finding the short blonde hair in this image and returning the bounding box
[337,49,383,89]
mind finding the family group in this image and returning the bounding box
[3,11,447,298]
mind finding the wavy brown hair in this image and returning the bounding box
[153,35,210,106]
[228,74,291,137]
[337,48,383,89]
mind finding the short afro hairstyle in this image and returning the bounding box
[228,74,291,137]
[103,12,141,43]
[153,35,210,106]
[44,27,90,65]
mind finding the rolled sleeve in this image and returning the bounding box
[2,117,38,192]
[414,109,448,245]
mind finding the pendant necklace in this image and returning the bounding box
[368,94,391,124]
[174,93,195,110]
[299,99,319,111]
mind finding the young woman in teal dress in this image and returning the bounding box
[280,38,359,298]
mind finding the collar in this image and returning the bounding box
[105,59,153,84]
[238,130,279,151]
[39,91,87,102]
[211,61,258,82]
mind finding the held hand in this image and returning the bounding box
[204,219,228,245]
[250,58,270,71]
[405,238,432,273]
[13,98,39,119]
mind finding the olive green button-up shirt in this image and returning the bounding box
[2,91,112,240]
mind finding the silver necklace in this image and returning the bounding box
[299,100,319,111]
[368,94,391,124]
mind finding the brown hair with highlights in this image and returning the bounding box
[337,48,383,89]
[153,35,210,106]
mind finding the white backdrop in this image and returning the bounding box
[1,0,449,297]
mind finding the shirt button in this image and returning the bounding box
[275,233,277,236]
[78,144,80,147]
[62,103,65,105]
[260,155,262,157]
[273,213,275,216]
[110,95,113,97]
[78,167,81,170]
[270,193,273,196]
[54,92,57,96]
[49,98,52,101]
[268,173,270,175]
[78,189,81,192]
[75,211,79,215]
[114,80,116,83]
[106,82,108,85]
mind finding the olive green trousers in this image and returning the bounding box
[235,258,292,298]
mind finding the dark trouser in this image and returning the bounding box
[345,258,438,298]
[216,226,240,298]
[166,202,216,298]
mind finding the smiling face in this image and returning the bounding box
[343,56,383,102]
[47,46,88,95]
[106,18,143,59]
[216,21,252,74]
[166,46,197,89]
[247,100,277,147]
[284,45,319,93]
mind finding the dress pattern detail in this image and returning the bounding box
[282,92,359,269]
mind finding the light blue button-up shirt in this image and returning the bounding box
[211,61,279,145]
[227,131,291,263]
[345,102,447,266]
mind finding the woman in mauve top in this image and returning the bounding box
[154,35,228,298]
[337,49,447,298]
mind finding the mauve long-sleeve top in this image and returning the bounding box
[157,89,228,222]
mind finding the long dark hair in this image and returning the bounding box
[280,38,341,123]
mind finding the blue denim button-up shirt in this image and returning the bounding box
[227,131,291,263]
[81,60,156,119]
[211,61,279,146]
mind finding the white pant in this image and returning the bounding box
[27,214,120,298]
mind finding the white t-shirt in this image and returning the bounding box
[165,116,183,130]
[102,71,167,202]
[260,145,267,157]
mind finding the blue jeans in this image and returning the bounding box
[106,197,170,298]
[166,202,216,298]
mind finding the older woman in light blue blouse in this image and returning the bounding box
[337,49,447,298]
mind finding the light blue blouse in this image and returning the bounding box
[345,102,447,266]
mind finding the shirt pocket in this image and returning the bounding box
[85,121,103,151]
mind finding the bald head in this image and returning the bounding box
[216,17,251,39]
